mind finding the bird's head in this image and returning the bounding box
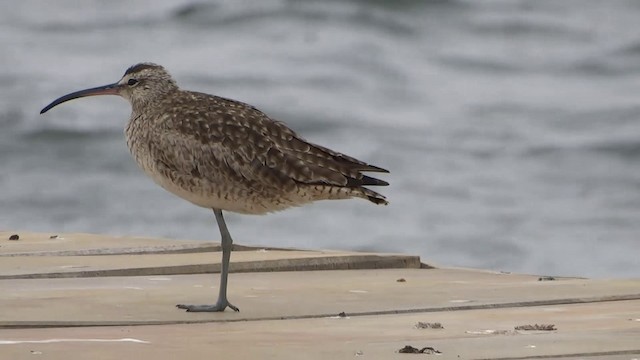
[40,62,178,114]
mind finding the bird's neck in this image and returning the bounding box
[130,91,175,115]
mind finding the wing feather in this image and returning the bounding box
[152,92,388,191]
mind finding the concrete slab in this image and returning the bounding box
[0,251,420,279]
[0,231,220,255]
[1,269,638,326]
[0,232,422,278]
[1,231,638,359]
[0,300,638,360]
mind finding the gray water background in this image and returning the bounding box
[1,0,639,278]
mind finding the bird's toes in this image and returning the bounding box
[175,303,239,312]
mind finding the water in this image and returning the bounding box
[1,0,639,278]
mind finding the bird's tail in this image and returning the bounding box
[359,187,389,205]
[347,172,389,205]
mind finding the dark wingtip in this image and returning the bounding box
[361,174,389,186]
[345,174,389,187]
[365,165,390,173]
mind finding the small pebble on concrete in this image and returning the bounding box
[8,234,19,240]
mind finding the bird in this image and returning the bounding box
[40,63,389,312]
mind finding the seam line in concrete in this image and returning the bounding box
[2,293,638,329]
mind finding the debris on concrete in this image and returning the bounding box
[398,345,441,354]
[515,324,557,331]
[328,312,350,319]
[538,276,556,281]
[8,234,19,240]
[415,322,443,329]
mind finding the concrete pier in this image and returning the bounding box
[1,231,638,359]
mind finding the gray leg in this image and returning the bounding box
[177,209,239,312]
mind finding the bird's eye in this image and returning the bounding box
[127,78,139,86]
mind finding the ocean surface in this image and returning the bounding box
[1,0,639,278]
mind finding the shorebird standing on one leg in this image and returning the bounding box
[40,63,389,312]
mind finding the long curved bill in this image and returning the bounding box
[40,83,121,114]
